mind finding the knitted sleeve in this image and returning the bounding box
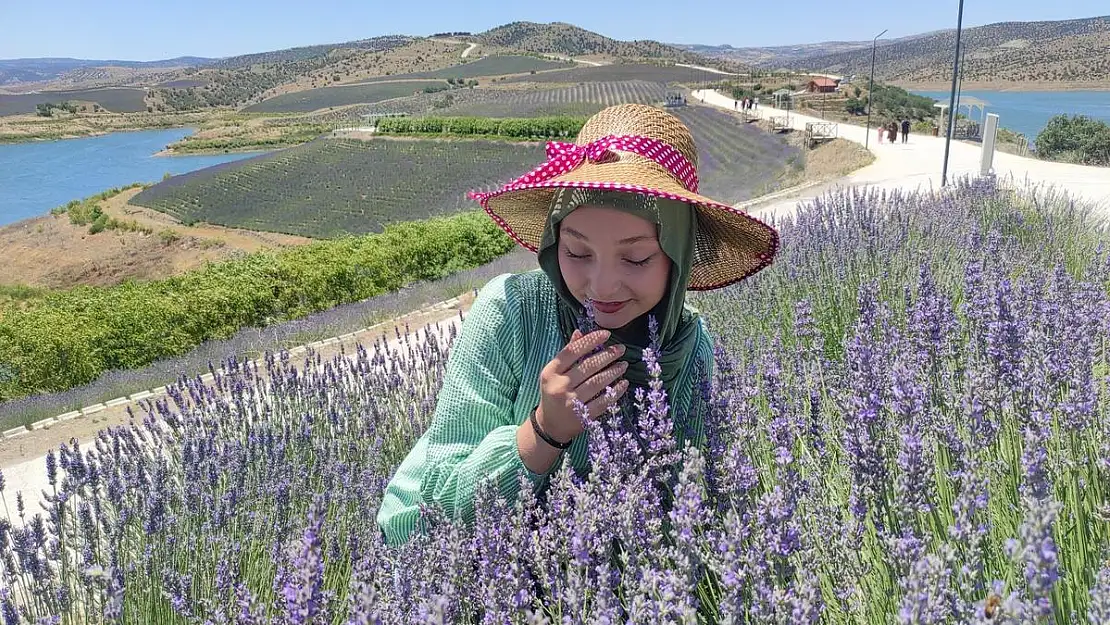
[418,273,561,527]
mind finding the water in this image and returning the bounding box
[0,128,266,227]
[911,90,1110,141]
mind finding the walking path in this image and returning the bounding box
[461,42,478,58]
[693,89,1110,221]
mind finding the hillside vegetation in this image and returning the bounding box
[476,21,744,71]
[776,15,1110,83]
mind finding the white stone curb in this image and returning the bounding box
[1,292,474,441]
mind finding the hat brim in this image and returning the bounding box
[470,158,780,291]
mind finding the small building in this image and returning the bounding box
[806,77,839,93]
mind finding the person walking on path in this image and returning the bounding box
[888,121,898,144]
[375,104,780,546]
[878,123,885,144]
[901,118,911,144]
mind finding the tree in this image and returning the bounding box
[853,86,863,98]
[845,98,866,115]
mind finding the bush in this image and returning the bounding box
[845,97,866,115]
[376,115,588,139]
[1034,114,1110,166]
[0,211,515,401]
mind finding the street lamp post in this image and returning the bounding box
[864,29,888,150]
[941,0,967,187]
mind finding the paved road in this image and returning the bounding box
[693,89,1110,221]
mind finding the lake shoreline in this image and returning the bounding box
[895,81,1110,93]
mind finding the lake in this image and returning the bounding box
[0,128,266,228]
[910,90,1110,141]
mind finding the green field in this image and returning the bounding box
[129,137,547,237]
[130,105,798,238]
[353,54,571,83]
[0,87,148,115]
[241,81,451,113]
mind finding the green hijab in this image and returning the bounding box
[536,187,701,402]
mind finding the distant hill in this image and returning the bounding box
[475,22,743,71]
[763,15,1110,83]
[671,38,923,68]
[0,57,211,86]
[206,36,413,70]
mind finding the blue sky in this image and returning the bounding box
[0,0,1105,61]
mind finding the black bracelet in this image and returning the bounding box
[530,408,573,450]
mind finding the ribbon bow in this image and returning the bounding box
[469,134,699,201]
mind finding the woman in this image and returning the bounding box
[376,104,779,546]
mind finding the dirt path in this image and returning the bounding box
[0,188,312,289]
[0,291,475,472]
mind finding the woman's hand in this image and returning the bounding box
[534,328,630,444]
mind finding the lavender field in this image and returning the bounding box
[1,177,1108,623]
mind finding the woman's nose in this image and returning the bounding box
[588,266,623,300]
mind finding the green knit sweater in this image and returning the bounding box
[375,269,714,546]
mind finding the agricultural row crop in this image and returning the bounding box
[501,63,738,85]
[130,109,796,237]
[129,137,548,238]
[3,178,1108,623]
[353,54,571,83]
[241,80,451,114]
[0,88,147,116]
[312,80,673,123]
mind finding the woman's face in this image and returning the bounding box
[558,204,670,330]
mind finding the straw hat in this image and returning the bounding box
[467,103,779,291]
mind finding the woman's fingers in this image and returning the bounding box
[575,361,629,405]
[583,380,630,419]
[544,329,610,377]
[565,343,625,388]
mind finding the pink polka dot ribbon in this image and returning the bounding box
[468,134,699,202]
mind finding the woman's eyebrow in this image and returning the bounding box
[563,227,654,245]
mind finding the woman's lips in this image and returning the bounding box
[592,300,627,314]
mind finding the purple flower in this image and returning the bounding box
[1088,564,1110,625]
[1003,494,1061,621]
[279,497,328,625]
[898,547,956,625]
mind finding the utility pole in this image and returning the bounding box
[865,29,888,150]
[941,0,967,187]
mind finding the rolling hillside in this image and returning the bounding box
[475,22,744,71]
[772,15,1110,84]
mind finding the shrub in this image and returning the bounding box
[0,210,515,401]
[1034,114,1110,166]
